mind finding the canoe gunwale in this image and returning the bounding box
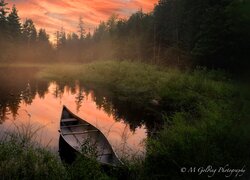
[62,130,99,136]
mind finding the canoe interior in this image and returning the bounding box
[60,106,122,166]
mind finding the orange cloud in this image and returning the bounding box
[6,0,158,39]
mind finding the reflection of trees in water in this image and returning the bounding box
[84,88,116,117]
[96,96,116,117]
[52,85,63,99]
[0,67,50,124]
[36,81,50,99]
[86,89,139,130]
[3,70,153,140]
[53,81,85,112]
[53,81,85,113]
[0,69,158,135]
[0,105,11,123]
[75,86,84,113]
[54,82,146,132]
[82,86,161,134]
[8,96,21,120]
[22,83,35,104]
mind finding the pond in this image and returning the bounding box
[0,67,147,158]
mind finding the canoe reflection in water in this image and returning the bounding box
[58,106,122,166]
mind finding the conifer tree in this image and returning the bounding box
[7,5,21,41]
[78,16,85,40]
[38,28,49,42]
[22,19,37,44]
[0,0,8,37]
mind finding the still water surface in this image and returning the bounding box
[0,68,146,157]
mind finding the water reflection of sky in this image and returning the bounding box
[0,82,146,157]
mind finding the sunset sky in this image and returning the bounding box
[6,0,158,39]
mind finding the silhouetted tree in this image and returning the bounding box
[78,16,85,40]
[57,27,66,49]
[7,5,21,41]
[22,19,37,45]
[93,22,108,41]
[0,0,8,36]
[0,0,9,61]
[106,14,118,36]
[71,32,79,41]
[0,0,248,71]
[55,30,60,49]
[37,28,53,61]
[38,28,49,42]
[85,31,91,40]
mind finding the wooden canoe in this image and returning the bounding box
[59,105,122,166]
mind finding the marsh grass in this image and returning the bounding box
[38,61,250,179]
[0,121,67,180]
[38,60,237,120]
[0,121,113,180]
[11,121,47,146]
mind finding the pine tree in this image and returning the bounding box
[78,16,85,40]
[56,27,66,49]
[0,0,9,61]
[22,19,37,45]
[54,31,60,49]
[38,28,49,42]
[37,28,52,61]
[7,5,21,41]
[71,32,79,41]
[85,32,91,40]
[0,0,8,36]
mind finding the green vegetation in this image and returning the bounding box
[68,156,109,180]
[38,61,250,179]
[0,133,67,179]
[38,61,237,111]
[1,0,249,178]
[0,126,110,180]
[0,142,64,179]
[0,139,113,180]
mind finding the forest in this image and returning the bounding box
[1,0,249,72]
[0,0,250,179]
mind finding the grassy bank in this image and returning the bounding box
[38,61,250,179]
[0,137,113,180]
[1,61,249,179]
[0,140,66,179]
[38,61,234,110]
[0,129,144,180]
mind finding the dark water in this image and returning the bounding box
[0,67,146,157]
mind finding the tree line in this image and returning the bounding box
[0,0,52,62]
[0,0,249,72]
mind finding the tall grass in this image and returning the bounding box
[0,121,111,180]
[0,122,67,180]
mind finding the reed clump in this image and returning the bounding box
[0,123,67,180]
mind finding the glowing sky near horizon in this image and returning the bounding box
[6,0,157,39]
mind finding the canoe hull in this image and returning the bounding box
[59,105,122,166]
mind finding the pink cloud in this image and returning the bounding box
[6,0,158,39]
